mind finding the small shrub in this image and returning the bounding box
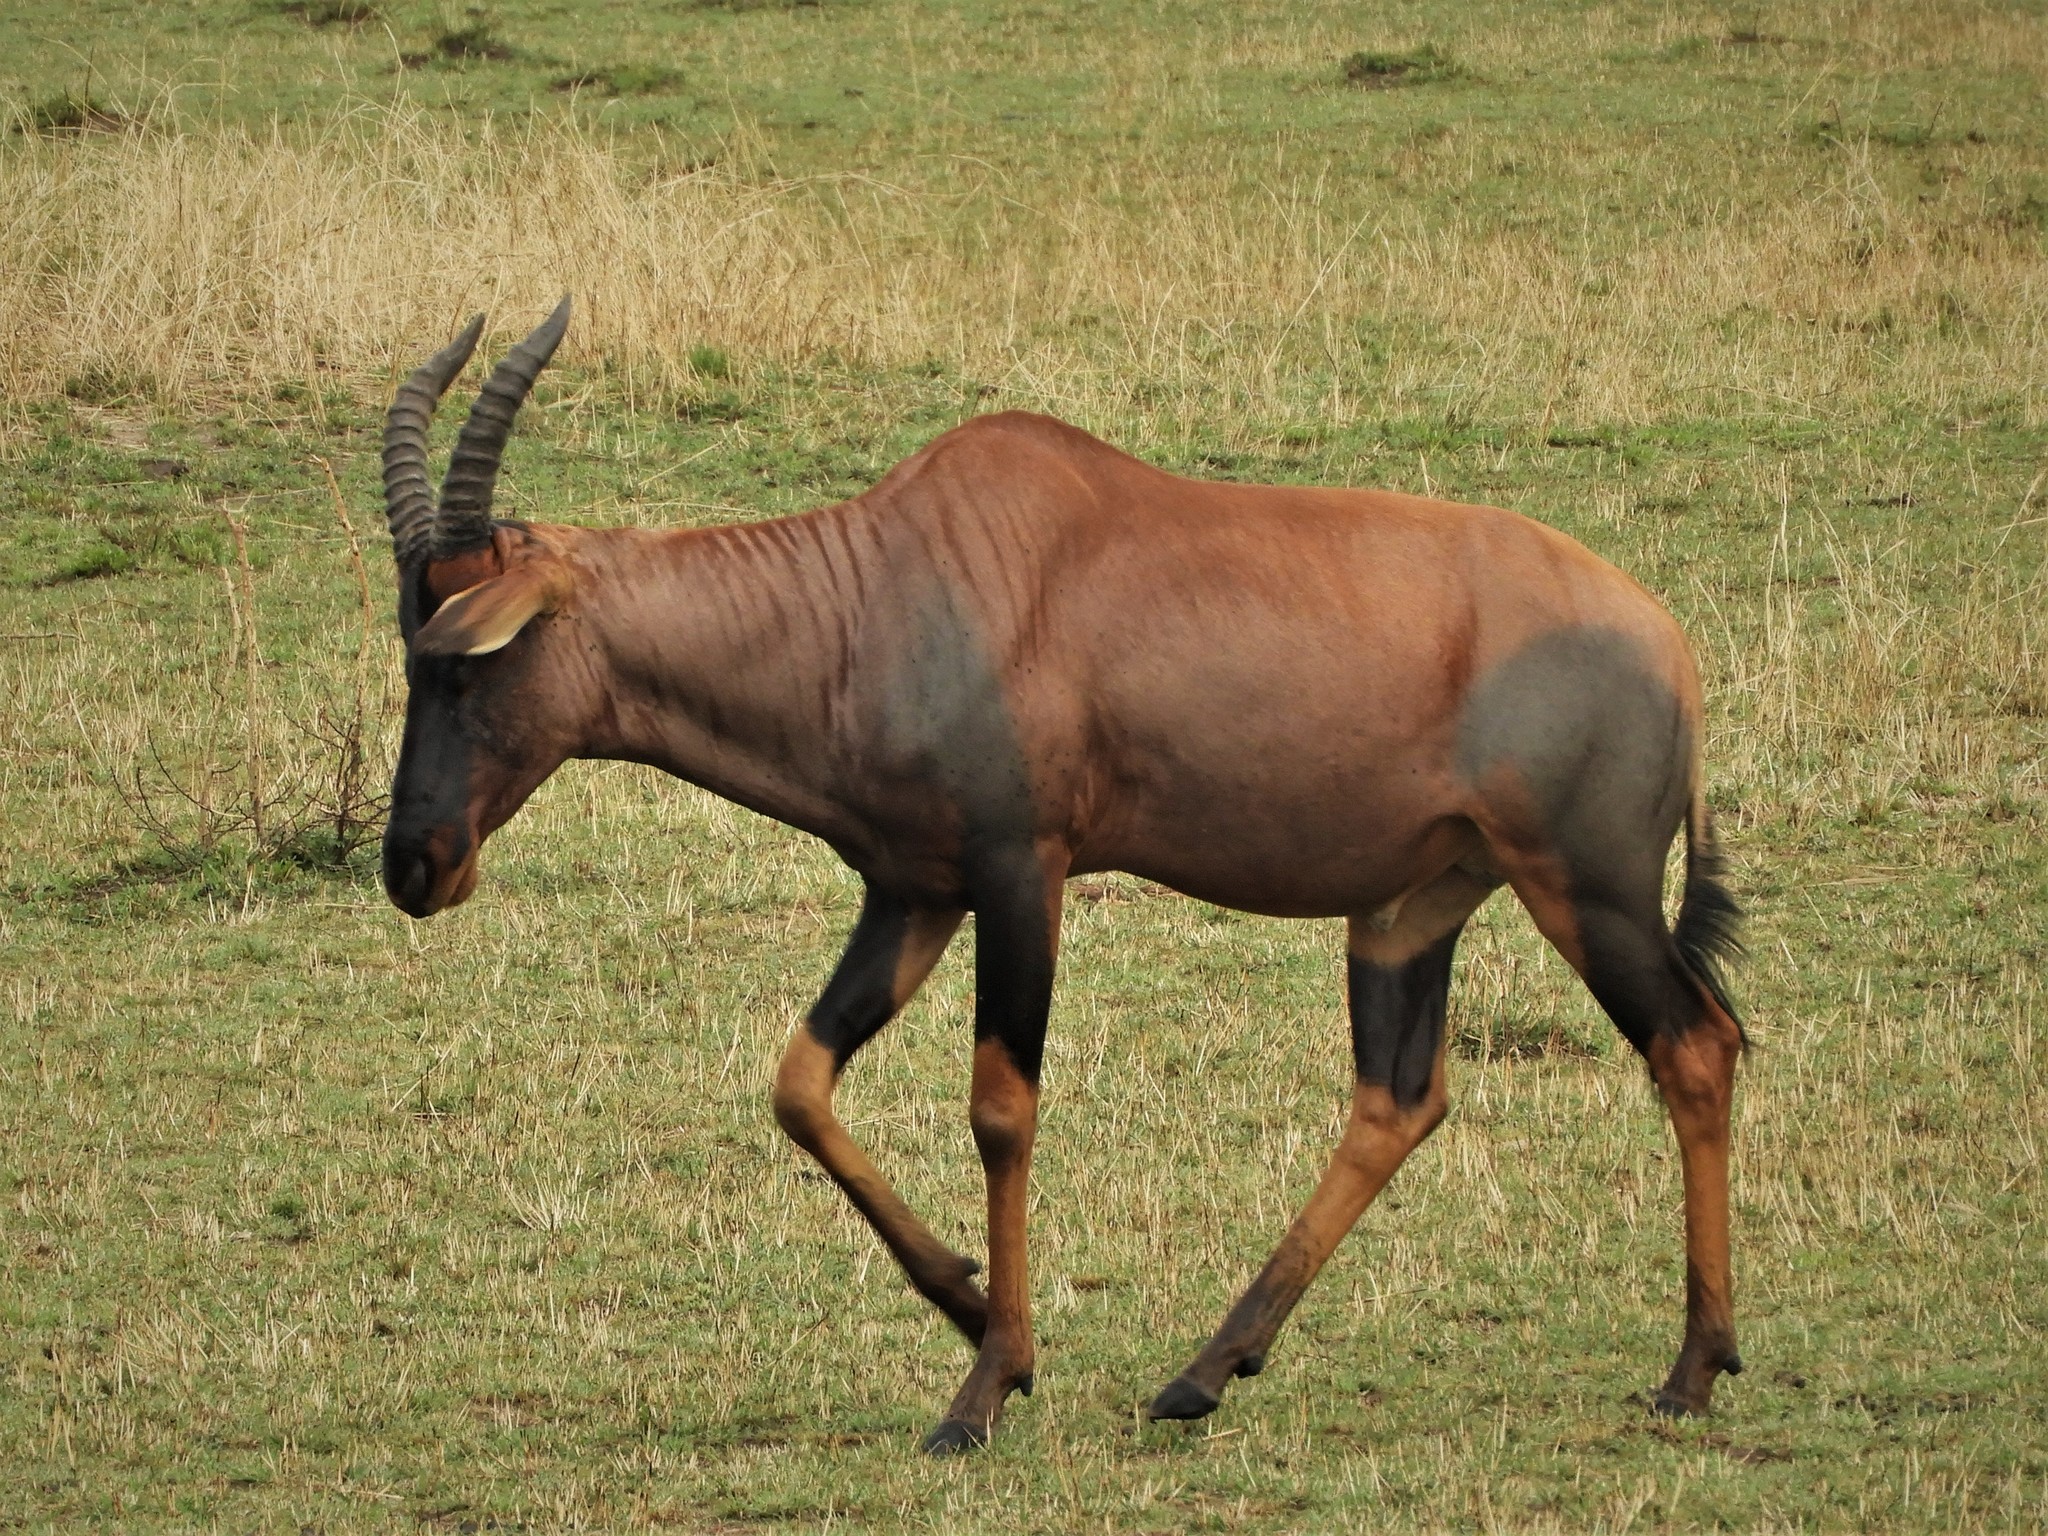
[18,90,129,135]
[276,0,380,25]
[1451,1010,1601,1064]
[1993,192,2048,234]
[551,65,684,97]
[119,492,394,879]
[264,1193,315,1243]
[432,19,515,61]
[170,524,229,568]
[42,541,135,585]
[61,365,152,405]
[676,393,746,424]
[1872,121,1935,150]
[1341,45,1460,88]
[688,344,732,380]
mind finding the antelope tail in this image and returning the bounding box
[1673,787,1747,1043]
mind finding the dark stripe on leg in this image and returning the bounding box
[966,845,1058,1083]
[1349,925,1461,1108]
[806,891,919,1069]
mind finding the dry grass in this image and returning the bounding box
[1695,478,2048,833]
[0,97,2040,436]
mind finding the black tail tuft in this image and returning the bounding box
[1675,805,1746,1043]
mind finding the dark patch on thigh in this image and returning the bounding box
[1349,926,1461,1107]
[1573,904,1711,1054]
[1456,628,1690,906]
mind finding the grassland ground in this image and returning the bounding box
[2,2,2045,1530]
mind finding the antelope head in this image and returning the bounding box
[380,298,595,918]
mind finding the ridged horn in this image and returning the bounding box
[434,295,573,558]
[384,314,485,568]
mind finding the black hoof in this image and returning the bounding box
[921,1417,989,1455]
[1722,1353,1744,1376]
[961,1257,982,1278]
[1234,1352,1266,1379]
[1147,1375,1221,1421]
[1649,1390,1704,1419]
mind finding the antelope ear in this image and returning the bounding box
[412,564,566,656]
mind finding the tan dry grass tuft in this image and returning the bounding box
[1697,507,2048,831]
[0,105,2040,434]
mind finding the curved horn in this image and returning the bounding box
[384,314,485,567]
[434,295,573,558]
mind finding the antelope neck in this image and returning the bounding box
[576,506,878,850]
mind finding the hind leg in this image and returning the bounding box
[1643,1003,1743,1413]
[1490,842,1744,1415]
[1148,869,1495,1421]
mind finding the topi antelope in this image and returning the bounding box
[380,299,1745,1453]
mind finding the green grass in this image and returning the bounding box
[2,1,2046,1530]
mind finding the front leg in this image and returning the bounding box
[772,889,986,1341]
[923,850,1060,1454]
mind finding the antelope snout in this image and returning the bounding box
[381,820,479,918]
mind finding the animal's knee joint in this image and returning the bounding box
[968,1097,1036,1163]
[1346,1087,1446,1158]
[771,1087,831,1150]
[772,1035,839,1149]
[1649,1027,1738,1114]
[1412,1090,1450,1136]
